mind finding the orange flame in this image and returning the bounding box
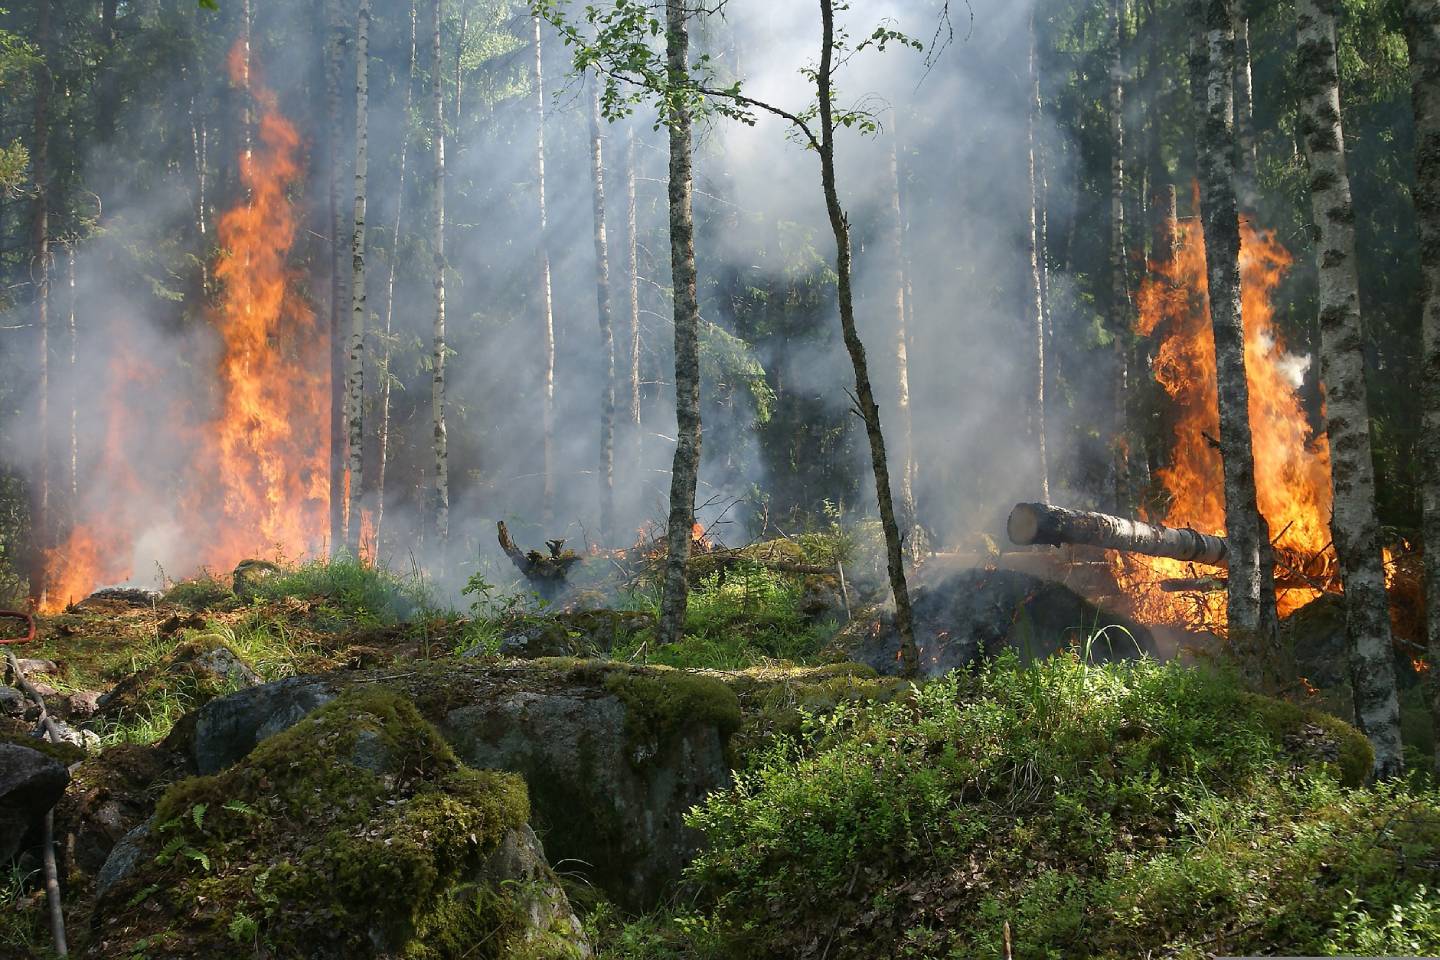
[40,43,327,610]
[1115,208,1335,630]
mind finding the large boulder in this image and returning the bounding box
[832,568,1156,677]
[0,738,75,862]
[185,660,739,910]
[89,687,589,959]
[54,741,180,884]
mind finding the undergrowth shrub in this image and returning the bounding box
[665,655,1440,959]
[249,555,433,627]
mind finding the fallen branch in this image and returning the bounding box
[5,649,69,957]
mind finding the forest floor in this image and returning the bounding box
[2,547,1439,958]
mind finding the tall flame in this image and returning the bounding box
[40,44,327,611]
[1116,209,1335,629]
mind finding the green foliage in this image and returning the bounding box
[670,656,1440,958]
[248,555,434,628]
[163,573,235,611]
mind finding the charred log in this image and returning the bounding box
[496,521,579,598]
[1008,502,1229,568]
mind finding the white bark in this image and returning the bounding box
[1297,0,1403,778]
[533,14,556,528]
[1028,10,1050,504]
[346,0,370,555]
[590,82,617,545]
[431,0,449,543]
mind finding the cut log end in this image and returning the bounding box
[1006,502,1049,547]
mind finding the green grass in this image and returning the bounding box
[247,554,435,628]
[592,654,1440,960]
[611,561,836,669]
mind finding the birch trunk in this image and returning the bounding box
[346,0,370,556]
[1193,0,1281,682]
[375,0,418,546]
[887,125,919,545]
[65,243,76,509]
[626,128,642,461]
[533,14,557,527]
[29,0,51,607]
[1233,5,1260,212]
[1027,9,1050,504]
[818,0,918,676]
[325,0,346,554]
[431,0,449,544]
[1405,0,1440,779]
[1296,0,1404,779]
[1109,0,1132,511]
[656,0,702,649]
[590,82,617,545]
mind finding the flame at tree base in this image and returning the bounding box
[1113,209,1336,633]
[40,44,327,612]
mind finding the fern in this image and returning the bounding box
[190,803,207,830]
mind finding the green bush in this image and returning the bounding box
[673,655,1440,959]
[249,555,433,627]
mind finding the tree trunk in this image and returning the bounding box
[1109,0,1132,511]
[431,0,449,544]
[590,82,617,545]
[655,0,703,649]
[375,0,418,547]
[29,0,51,607]
[626,127,642,461]
[1027,10,1050,504]
[1233,4,1260,212]
[817,0,918,676]
[326,0,346,555]
[1008,502,1230,566]
[65,243,76,510]
[1296,0,1404,779]
[533,14,557,528]
[1193,0,1281,683]
[887,123,920,544]
[346,0,370,556]
[1405,0,1440,780]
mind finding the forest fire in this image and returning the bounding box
[1114,212,1336,631]
[39,47,326,611]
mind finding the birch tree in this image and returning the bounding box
[533,14,557,527]
[626,127,642,462]
[1404,0,1440,777]
[1027,8,1050,503]
[326,0,346,554]
[1295,0,1404,779]
[887,124,919,545]
[375,0,418,546]
[1109,0,1131,510]
[590,81,617,545]
[1233,1,1259,211]
[346,0,370,556]
[1191,0,1281,680]
[431,0,450,544]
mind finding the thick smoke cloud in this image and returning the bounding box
[1,0,1088,603]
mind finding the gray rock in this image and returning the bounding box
[86,587,163,606]
[440,678,731,911]
[191,676,337,774]
[64,690,101,720]
[835,568,1156,678]
[485,824,592,957]
[0,685,26,718]
[46,719,102,754]
[13,659,57,676]
[95,819,151,900]
[0,741,70,862]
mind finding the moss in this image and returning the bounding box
[0,730,85,765]
[601,664,742,752]
[99,686,553,959]
[163,575,237,611]
[1238,691,1374,787]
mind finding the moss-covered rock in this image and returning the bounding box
[88,687,589,959]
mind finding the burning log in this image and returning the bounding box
[1007,502,1229,568]
[497,521,579,598]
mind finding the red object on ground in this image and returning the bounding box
[0,609,36,645]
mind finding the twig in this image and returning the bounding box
[6,650,69,957]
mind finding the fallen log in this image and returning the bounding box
[1007,502,1229,568]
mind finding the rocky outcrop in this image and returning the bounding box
[0,738,72,862]
[832,568,1156,677]
[89,687,590,959]
[184,660,739,910]
[96,639,262,728]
